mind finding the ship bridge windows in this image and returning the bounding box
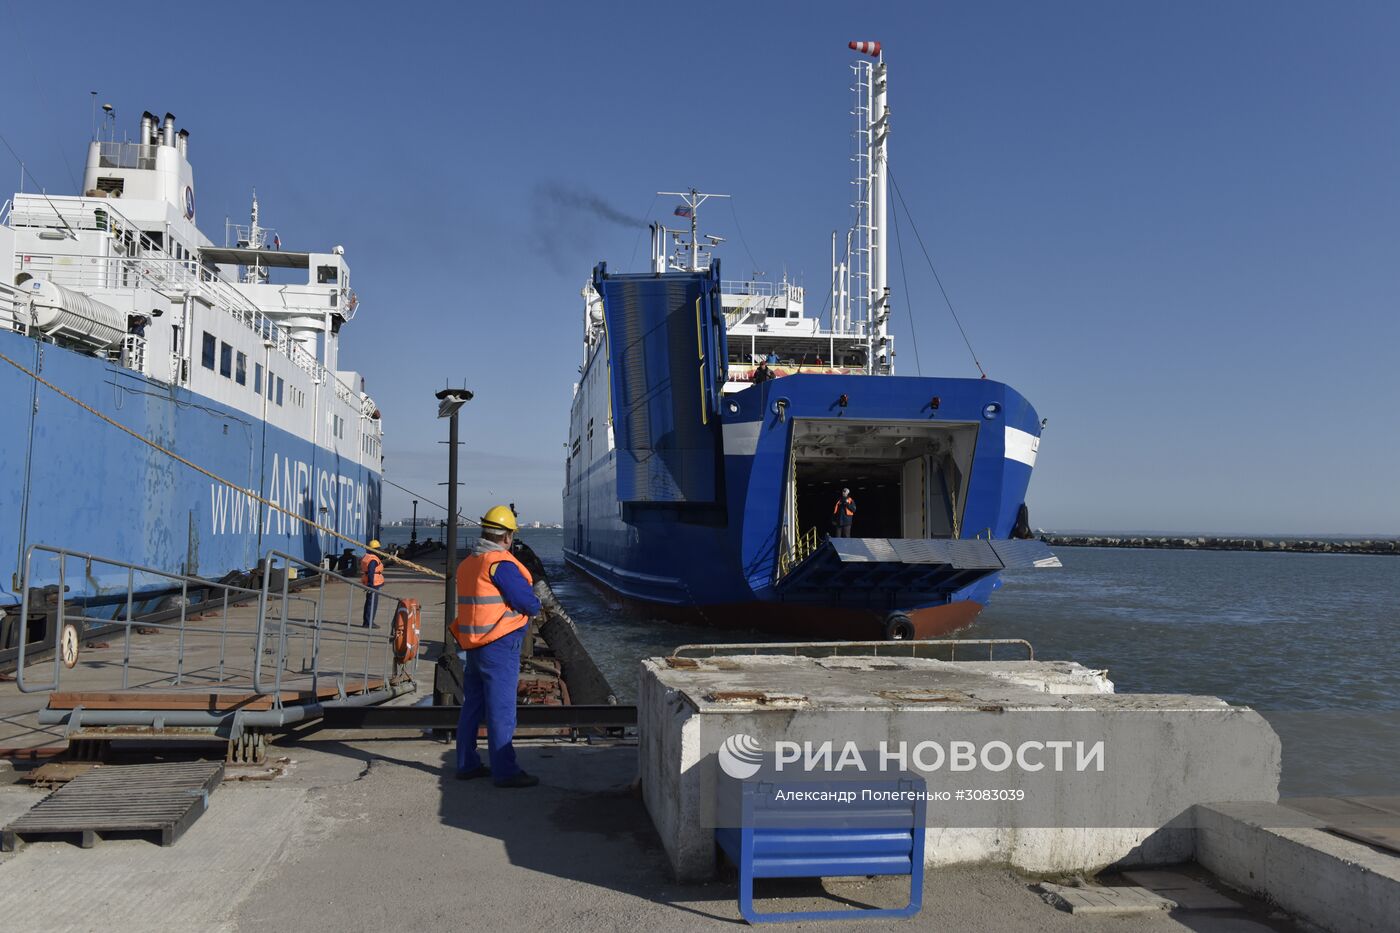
[219,341,233,378]
[201,332,216,370]
[785,419,979,545]
[317,264,339,284]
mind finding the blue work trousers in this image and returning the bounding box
[456,625,527,780]
[362,583,380,627]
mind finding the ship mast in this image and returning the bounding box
[658,188,729,272]
[840,41,892,374]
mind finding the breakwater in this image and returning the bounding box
[1039,534,1399,556]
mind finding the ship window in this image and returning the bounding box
[201,332,216,370]
[254,363,263,394]
[276,377,285,406]
[219,342,232,378]
[317,265,338,284]
[235,352,247,386]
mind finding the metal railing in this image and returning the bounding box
[97,141,158,170]
[777,526,821,578]
[671,639,1036,661]
[12,544,416,707]
[253,549,414,700]
[722,280,805,303]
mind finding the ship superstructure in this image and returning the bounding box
[564,44,1057,640]
[0,111,382,601]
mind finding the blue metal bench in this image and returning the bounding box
[715,779,926,923]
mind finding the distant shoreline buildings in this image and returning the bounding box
[1040,533,1398,556]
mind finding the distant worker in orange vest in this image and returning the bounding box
[450,505,543,788]
[359,539,385,627]
[833,488,857,538]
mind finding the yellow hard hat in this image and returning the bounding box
[369,539,381,549]
[480,505,518,532]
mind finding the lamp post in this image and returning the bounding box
[410,500,418,545]
[433,387,473,706]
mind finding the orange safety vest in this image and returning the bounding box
[834,496,856,519]
[359,552,384,587]
[450,549,534,650]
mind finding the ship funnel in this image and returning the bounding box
[177,128,189,157]
[161,112,176,147]
[140,111,156,146]
[848,40,881,57]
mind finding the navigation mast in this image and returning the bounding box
[838,41,892,374]
[658,188,729,272]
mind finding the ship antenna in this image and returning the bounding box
[249,188,262,248]
[657,188,729,271]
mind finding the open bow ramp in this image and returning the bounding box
[776,537,1060,605]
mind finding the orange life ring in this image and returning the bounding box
[392,598,421,663]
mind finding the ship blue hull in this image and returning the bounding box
[0,329,380,604]
[564,372,1040,639]
[563,265,1050,640]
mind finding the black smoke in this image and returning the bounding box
[530,182,645,271]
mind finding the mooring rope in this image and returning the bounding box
[0,347,447,580]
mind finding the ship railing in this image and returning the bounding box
[670,639,1036,661]
[777,525,822,579]
[722,280,806,303]
[97,141,159,171]
[723,280,776,297]
[0,280,23,334]
[10,545,416,709]
[8,194,360,406]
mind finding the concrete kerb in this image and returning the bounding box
[1195,800,1400,933]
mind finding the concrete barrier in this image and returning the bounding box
[1195,801,1400,933]
[639,653,1281,882]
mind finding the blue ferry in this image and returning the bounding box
[562,47,1056,639]
[0,110,382,608]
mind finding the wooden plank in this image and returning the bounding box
[46,680,387,712]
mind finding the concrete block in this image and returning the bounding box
[1195,801,1400,933]
[639,654,1280,882]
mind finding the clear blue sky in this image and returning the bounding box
[5,2,1398,535]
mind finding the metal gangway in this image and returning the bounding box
[8,544,418,761]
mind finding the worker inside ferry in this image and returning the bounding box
[451,505,543,788]
[833,488,857,538]
[359,540,385,627]
[752,359,773,384]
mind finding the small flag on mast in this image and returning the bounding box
[273,234,281,250]
[673,206,692,218]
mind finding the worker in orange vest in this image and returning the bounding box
[359,539,385,627]
[833,488,857,538]
[451,506,542,788]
